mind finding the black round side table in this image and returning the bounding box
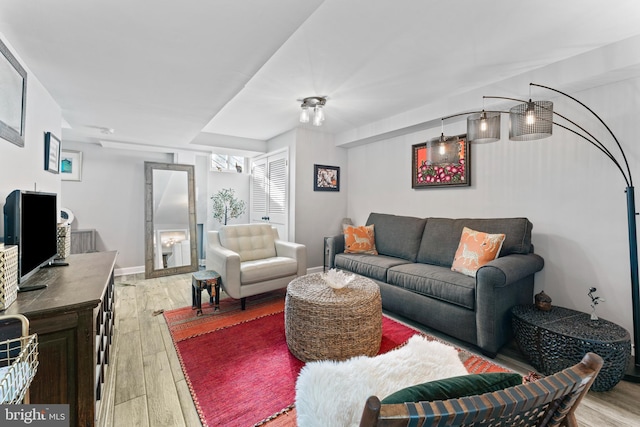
[511,304,631,392]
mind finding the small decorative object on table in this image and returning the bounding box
[534,290,552,311]
[588,287,605,320]
[323,268,354,289]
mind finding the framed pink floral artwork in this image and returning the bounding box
[412,134,469,188]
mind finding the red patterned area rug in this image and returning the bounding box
[164,292,511,427]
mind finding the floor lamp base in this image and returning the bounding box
[623,359,640,383]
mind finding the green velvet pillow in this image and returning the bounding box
[381,373,523,404]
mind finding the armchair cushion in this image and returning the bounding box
[381,372,522,404]
[219,224,277,262]
[241,256,299,284]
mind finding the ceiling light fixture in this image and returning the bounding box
[299,96,327,127]
[87,125,115,135]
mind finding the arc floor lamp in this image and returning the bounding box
[446,83,639,380]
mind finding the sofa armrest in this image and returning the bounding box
[325,234,345,269]
[475,253,544,355]
[476,253,545,288]
[275,240,307,276]
[205,231,242,299]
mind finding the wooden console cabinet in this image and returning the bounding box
[4,251,117,427]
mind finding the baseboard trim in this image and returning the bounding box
[114,265,145,277]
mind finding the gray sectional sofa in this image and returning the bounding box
[326,213,544,356]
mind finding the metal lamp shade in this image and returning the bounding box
[467,111,500,143]
[428,133,460,145]
[509,100,553,141]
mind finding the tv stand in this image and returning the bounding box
[18,284,47,292]
[42,260,70,268]
[4,251,117,427]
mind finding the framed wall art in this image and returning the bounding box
[60,150,83,181]
[0,38,27,147]
[314,164,340,192]
[412,134,469,188]
[44,132,60,173]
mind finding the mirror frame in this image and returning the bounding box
[0,37,27,147]
[144,162,198,279]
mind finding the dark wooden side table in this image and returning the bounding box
[511,304,631,391]
[192,270,221,315]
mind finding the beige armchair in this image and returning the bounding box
[206,224,306,309]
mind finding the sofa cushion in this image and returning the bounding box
[451,227,506,277]
[366,213,427,262]
[417,218,533,267]
[387,263,476,310]
[381,372,523,404]
[335,253,410,283]
[343,224,378,255]
[219,224,277,262]
[240,256,298,284]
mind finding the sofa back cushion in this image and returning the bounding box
[365,213,427,262]
[219,224,277,262]
[417,217,533,267]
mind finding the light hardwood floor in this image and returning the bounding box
[103,273,640,427]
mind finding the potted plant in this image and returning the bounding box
[211,188,246,225]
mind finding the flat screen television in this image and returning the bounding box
[3,190,60,289]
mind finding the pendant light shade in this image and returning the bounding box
[467,110,500,143]
[312,104,325,126]
[299,105,310,123]
[428,133,460,157]
[509,100,553,141]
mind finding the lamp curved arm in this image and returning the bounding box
[531,83,633,187]
[440,110,505,122]
[552,118,630,187]
[483,95,630,187]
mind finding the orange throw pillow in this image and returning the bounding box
[451,227,506,277]
[343,224,378,255]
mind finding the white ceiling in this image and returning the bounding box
[2,0,640,153]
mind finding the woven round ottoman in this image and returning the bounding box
[285,272,382,362]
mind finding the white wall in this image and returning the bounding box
[346,77,640,340]
[0,34,62,238]
[263,127,348,268]
[293,128,348,268]
[60,142,171,271]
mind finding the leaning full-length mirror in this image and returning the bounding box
[144,162,198,278]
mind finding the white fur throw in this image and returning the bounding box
[295,335,468,427]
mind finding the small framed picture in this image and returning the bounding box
[60,150,83,181]
[44,132,60,173]
[314,164,340,192]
